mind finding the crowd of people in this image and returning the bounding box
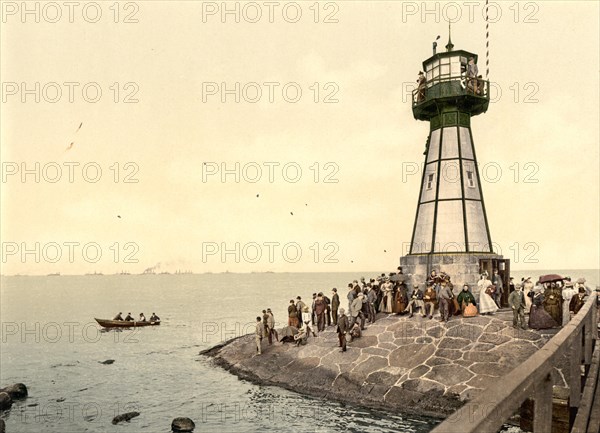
[112,312,160,322]
[252,268,597,356]
[524,276,592,330]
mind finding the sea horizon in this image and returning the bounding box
[3,268,600,277]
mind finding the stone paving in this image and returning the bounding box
[203,310,556,418]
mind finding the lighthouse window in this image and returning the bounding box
[431,59,440,81]
[438,58,450,78]
[467,171,475,187]
[451,58,461,76]
[427,174,435,190]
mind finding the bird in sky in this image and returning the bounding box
[66,142,74,151]
[76,122,83,132]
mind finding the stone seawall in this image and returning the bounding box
[200,311,551,419]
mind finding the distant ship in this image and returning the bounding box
[47,272,60,277]
[174,270,193,274]
[85,271,103,276]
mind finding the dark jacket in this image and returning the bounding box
[337,314,349,334]
[409,289,423,301]
[331,293,340,309]
[508,290,525,310]
[457,290,477,306]
[288,304,298,318]
[423,288,437,303]
[570,293,586,314]
[314,298,326,315]
[361,296,370,314]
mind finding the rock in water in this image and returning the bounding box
[112,411,140,424]
[0,392,12,410]
[99,359,115,365]
[0,383,28,399]
[172,417,195,432]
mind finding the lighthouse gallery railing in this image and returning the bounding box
[431,294,598,433]
[412,75,490,106]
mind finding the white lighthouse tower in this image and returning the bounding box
[400,37,509,300]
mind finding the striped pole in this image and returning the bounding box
[485,0,490,79]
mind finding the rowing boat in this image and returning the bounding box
[95,318,160,328]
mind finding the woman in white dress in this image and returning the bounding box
[379,280,394,313]
[476,273,492,305]
[561,282,577,326]
[302,306,317,338]
[522,277,534,313]
[479,284,498,315]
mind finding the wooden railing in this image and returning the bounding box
[432,294,598,433]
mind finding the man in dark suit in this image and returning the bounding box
[336,308,349,352]
[331,288,340,326]
[323,293,332,326]
[407,285,425,318]
[492,269,504,307]
[314,293,327,332]
[295,296,306,325]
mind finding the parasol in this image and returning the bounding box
[538,274,564,284]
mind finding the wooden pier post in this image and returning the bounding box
[533,372,553,432]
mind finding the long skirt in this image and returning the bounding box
[479,292,498,314]
[544,303,561,326]
[529,305,558,329]
[462,303,478,317]
[393,293,407,314]
[380,291,393,313]
[524,292,532,313]
[562,301,571,326]
[562,296,574,326]
[288,316,299,328]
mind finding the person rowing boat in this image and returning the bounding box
[113,312,123,321]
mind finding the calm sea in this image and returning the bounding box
[0,270,598,432]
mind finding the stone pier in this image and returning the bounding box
[201,311,557,419]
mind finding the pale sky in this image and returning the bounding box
[1,1,599,274]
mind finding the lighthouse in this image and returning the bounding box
[400,36,509,300]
